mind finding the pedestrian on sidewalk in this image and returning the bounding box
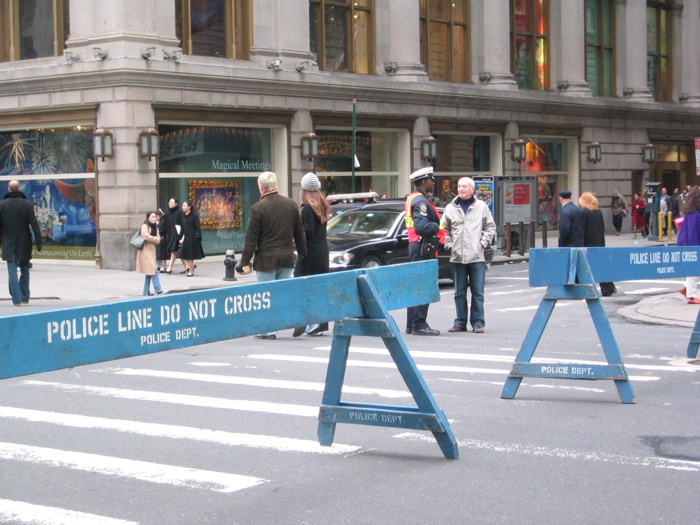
[0,180,42,306]
[610,190,628,235]
[237,171,307,340]
[443,177,496,334]
[178,200,205,277]
[161,198,183,274]
[677,186,700,304]
[136,211,163,296]
[557,190,584,247]
[579,192,616,296]
[631,192,646,239]
[293,173,331,337]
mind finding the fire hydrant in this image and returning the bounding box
[223,249,237,281]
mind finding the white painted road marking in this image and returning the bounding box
[0,442,267,493]
[20,381,318,417]
[0,406,360,455]
[0,499,138,525]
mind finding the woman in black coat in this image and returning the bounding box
[178,200,205,276]
[293,173,330,337]
[579,192,615,296]
[162,198,184,274]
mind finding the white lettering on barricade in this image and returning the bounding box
[47,314,110,343]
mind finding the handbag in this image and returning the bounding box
[419,235,439,259]
[130,230,146,250]
[620,208,628,218]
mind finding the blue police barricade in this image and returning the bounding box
[0,261,458,459]
[501,246,700,404]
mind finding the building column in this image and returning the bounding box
[550,1,591,96]
[383,0,427,80]
[677,0,700,107]
[471,0,517,89]
[615,0,654,102]
[249,0,316,71]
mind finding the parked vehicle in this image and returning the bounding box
[327,201,494,279]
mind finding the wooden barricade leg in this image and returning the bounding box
[687,311,700,359]
[501,249,635,404]
[317,274,459,459]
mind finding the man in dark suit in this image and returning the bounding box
[557,190,585,247]
[0,180,42,306]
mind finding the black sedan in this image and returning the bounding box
[327,201,494,280]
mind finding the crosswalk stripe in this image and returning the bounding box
[246,354,661,381]
[20,381,318,417]
[311,346,695,373]
[97,367,411,399]
[0,499,138,525]
[0,407,360,455]
[0,442,267,493]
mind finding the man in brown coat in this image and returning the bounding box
[238,171,306,339]
[0,180,42,306]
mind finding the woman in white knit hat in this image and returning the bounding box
[293,172,331,337]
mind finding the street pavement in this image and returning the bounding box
[3,230,695,328]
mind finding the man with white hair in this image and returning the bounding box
[443,177,496,334]
[237,171,306,339]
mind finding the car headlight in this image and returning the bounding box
[329,251,354,267]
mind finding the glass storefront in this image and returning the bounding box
[519,137,569,226]
[313,130,399,197]
[158,125,275,255]
[0,126,96,260]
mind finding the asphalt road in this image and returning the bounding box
[1,262,698,524]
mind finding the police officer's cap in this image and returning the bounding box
[409,166,435,183]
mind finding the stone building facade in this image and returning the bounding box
[0,0,698,269]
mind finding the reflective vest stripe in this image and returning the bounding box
[404,192,446,244]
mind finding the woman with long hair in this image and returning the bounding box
[678,186,700,304]
[631,192,646,239]
[579,191,616,296]
[178,200,205,276]
[162,198,183,274]
[293,172,331,337]
[135,211,164,296]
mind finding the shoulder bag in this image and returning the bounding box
[130,230,146,250]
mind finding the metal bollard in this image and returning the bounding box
[223,249,237,281]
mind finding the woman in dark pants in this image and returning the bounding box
[293,172,331,337]
[579,192,616,296]
[162,198,183,274]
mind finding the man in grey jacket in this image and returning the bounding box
[443,177,496,333]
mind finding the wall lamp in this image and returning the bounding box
[93,128,114,161]
[301,132,319,160]
[587,141,602,164]
[139,127,160,161]
[642,143,656,164]
[420,135,437,162]
[512,138,527,163]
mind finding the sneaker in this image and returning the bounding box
[473,325,485,333]
[679,287,687,298]
[688,298,700,304]
[254,334,277,340]
[448,325,467,332]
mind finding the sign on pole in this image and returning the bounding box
[695,138,700,176]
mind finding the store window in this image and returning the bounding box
[419,0,470,83]
[432,134,498,207]
[0,0,69,62]
[158,125,276,254]
[309,0,373,74]
[517,138,569,226]
[313,130,399,196]
[585,0,615,97]
[647,0,672,102]
[175,0,250,59]
[0,126,96,259]
[511,0,548,90]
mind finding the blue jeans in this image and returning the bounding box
[451,261,486,329]
[7,256,30,305]
[256,268,294,335]
[143,272,162,295]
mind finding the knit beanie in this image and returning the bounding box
[301,172,321,191]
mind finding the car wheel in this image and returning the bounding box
[361,255,382,268]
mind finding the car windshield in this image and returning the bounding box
[327,210,401,237]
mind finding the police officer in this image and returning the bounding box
[404,166,445,336]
